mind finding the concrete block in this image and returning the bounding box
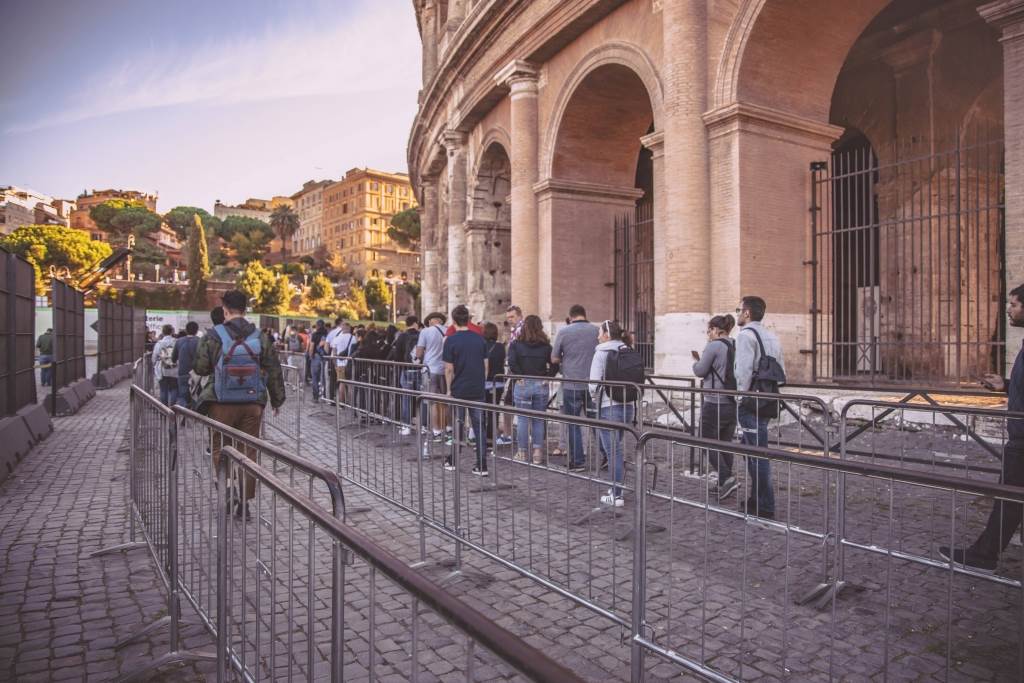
[92,371,112,390]
[71,379,95,404]
[49,387,81,416]
[16,403,52,443]
[0,416,34,484]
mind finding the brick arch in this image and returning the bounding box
[541,42,662,184]
[713,0,891,122]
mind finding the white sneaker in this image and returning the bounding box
[399,426,412,436]
[600,490,624,507]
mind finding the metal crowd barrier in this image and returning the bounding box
[262,359,304,453]
[324,358,1024,682]
[632,428,1024,682]
[217,444,586,683]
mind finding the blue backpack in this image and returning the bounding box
[213,324,266,403]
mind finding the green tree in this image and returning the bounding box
[387,208,420,249]
[165,206,221,240]
[220,215,273,241]
[303,272,336,316]
[186,214,210,307]
[236,260,273,305]
[259,272,292,314]
[230,231,271,263]
[236,261,292,313]
[363,277,392,319]
[341,284,370,320]
[269,205,300,262]
[89,199,143,232]
[0,225,112,294]
[90,200,161,241]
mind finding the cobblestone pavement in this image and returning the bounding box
[0,382,218,682]
[277,391,1023,682]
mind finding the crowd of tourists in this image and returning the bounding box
[138,284,1024,573]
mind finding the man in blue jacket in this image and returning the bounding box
[172,321,200,408]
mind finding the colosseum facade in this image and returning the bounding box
[408,0,1023,384]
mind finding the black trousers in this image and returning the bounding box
[973,440,1024,558]
[700,400,737,485]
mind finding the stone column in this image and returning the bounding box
[447,0,466,34]
[419,177,439,314]
[980,0,1024,373]
[442,130,469,311]
[656,0,710,374]
[495,60,540,313]
[421,1,438,85]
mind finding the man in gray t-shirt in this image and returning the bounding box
[551,305,599,470]
[416,312,448,437]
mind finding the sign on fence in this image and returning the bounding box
[0,248,37,417]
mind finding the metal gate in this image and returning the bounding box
[811,127,1005,385]
[614,201,654,370]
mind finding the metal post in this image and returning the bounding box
[630,439,647,683]
[215,456,228,683]
[167,406,180,652]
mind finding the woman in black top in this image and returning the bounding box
[482,322,509,448]
[507,315,556,463]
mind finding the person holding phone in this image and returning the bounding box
[692,314,739,499]
[941,284,1024,572]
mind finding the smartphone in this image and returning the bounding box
[691,350,700,361]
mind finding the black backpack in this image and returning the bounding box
[708,338,737,400]
[738,328,786,419]
[604,344,645,403]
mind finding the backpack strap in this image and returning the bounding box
[741,327,769,390]
[215,324,258,363]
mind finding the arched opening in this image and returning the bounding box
[819,0,1005,383]
[467,141,512,324]
[541,62,655,345]
[723,0,1004,385]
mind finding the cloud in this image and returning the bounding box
[4,2,421,134]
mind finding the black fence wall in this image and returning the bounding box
[0,249,37,417]
[52,279,85,391]
[98,300,147,370]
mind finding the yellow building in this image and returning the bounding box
[322,168,419,281]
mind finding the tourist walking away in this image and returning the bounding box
[324,317,345,400]
[194,290,285,519]
[482,322,508,448]
[389,316,422,436]
[352,328,385,418]
[309,320,328,401]
[442,305,489,475]
[153,324,179,406]
[36,328,53,387]
[590,320,644,506]
[552,305,598,471]
[509,314,557,464]
[941,284,1024,572]
[692,314,739,499]
[734,296,786,520]
[499,305,525,444]
[172,321,200,408]
[416,312,449,441]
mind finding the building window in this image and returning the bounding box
[386,184,393,194]
[342,203,347,214]
[371,182,379,191]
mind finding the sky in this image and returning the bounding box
[0,0,422,211]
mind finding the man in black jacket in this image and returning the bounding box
[390,316,422,436]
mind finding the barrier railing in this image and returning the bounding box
[218,444,586,682]
[325,361,1024,682]
[262,360,304,452]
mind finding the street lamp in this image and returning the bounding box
[383,273,405,325]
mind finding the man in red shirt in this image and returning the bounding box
[446,309,484,337]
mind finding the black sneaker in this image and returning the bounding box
[599,457,608,472]
[443,458,456,471]
[938,546,997,574]
[739,499,774,520]
[567,463,587,473]
[471,466,489,477]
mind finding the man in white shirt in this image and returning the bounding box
[330,323,356,403]
[416,312,448,440]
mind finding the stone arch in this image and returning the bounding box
[465,140,512,323]
[713,0,890,121]
[541,41,663,182]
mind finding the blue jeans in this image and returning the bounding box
[39,355,53,386]
[159,377,179,407]
[454,403,487,469]
[738,408,774,515]
[598,403,634,497]
[514,380,548,452]
[561,388,590,466]
[176,376,191,408]
[400,369,422,427]
[310,354,323,400]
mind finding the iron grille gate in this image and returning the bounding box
[614,201,655,371]
[811,126,1005,385]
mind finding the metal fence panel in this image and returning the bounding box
[52,279,85,390]
[0,250,37,416]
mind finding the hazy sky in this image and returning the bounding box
[0,0,421,211]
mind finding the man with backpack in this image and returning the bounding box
[193,290,286,518]
[153,324,179,406]
[551,304,598,472]
[734,295,786,520]
[589,320,643,507]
